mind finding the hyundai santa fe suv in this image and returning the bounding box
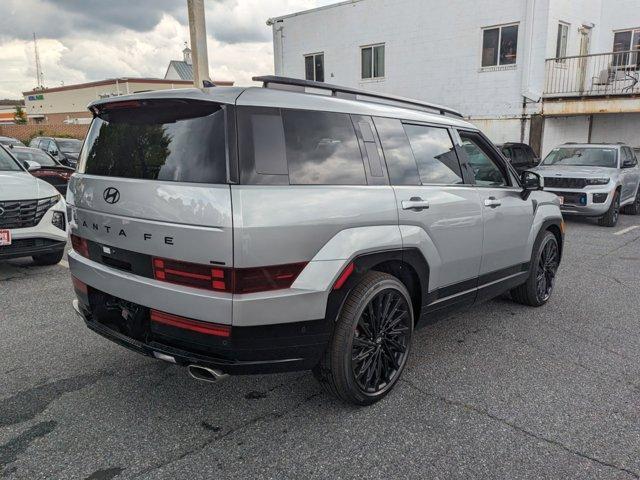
[67,76,564,405]
[532,143,640,227]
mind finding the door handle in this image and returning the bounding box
[484,197,501,208]
[402,197,430,211]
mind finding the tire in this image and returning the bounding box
[32,249,65,266]
[511,231,559,307]
[313,271,414,406]
[621,187,640,215]
[598,190,620,227]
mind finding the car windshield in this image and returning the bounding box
[13,149,57,167]
[56,139,82,153]
[542,147,617,168]
[0,147,23,172]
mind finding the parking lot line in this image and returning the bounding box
[59,259,69,269]
[614,226,640,236]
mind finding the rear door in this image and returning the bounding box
[375,117,483,311]
[68,99,234,269]
[457,130,534,295]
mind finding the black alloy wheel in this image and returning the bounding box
[535,236,559,304]
[511,230,560,307]
[351,289,411,394]
[313,271,414,405]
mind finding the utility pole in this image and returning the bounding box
[187,0,212,88]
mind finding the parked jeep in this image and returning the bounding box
[532,143,640,227]
[67,76,563,405]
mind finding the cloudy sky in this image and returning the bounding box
[0,0,335,99]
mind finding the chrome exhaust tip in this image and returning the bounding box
[187,365,229,383]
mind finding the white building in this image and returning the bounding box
[269,0,640,156]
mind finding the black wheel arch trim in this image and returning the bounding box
[537,217,564,261]
[324,248,429,327]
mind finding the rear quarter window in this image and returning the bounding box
[238,107,367,186]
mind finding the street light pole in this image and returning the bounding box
[187,0,212,88]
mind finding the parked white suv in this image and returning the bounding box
[532,143,640,227]
[0,145,68,264]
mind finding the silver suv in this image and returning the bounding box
[532,143,640,227]
[67,76,564,405]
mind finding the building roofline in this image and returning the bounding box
[23,78,193,96]
[267,0,363,24]
[23,77,233,96]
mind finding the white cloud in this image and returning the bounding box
[0,0,336,99]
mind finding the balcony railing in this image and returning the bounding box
[544,50,640,98]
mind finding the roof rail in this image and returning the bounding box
[252,75,464,118]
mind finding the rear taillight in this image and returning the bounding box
[150,309,231,337]
[153,258,231,292]
[234,263,308,294]
[70,234,89,258]
[152,257,306,294]
[71,276,88,294]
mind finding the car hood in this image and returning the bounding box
[532,165,617,178]
[0,171,59,200]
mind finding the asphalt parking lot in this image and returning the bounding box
[1,215,640,480]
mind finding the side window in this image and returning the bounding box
[373,117,421,186]
[511,146,527,165]
[458,132,508,187]
[403,124,464,185]
[237,107,288,185]
[282,109,366,185]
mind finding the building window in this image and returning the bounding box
[361,44,385,79]
[556,22,569,62]
[304,53,324,82]
[481,24,519,67]
[612,29,640,68]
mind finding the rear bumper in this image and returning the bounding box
[72,292,330,375]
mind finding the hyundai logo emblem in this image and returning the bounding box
[103,187,120,204]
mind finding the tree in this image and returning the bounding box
[14,106,27,124]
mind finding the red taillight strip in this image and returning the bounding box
[333,262,355,290]
[70,234,89,258]
[150,309,231,337]
[152,257,307,294]
[71,276,88,294]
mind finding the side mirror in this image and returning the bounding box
[25,160,41,171]
[520,171,543,199]
[49,150,59,157]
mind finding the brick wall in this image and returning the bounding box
[0,124,88,142]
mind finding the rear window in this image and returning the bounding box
[56,139,82,153]
[80,100,228,184]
